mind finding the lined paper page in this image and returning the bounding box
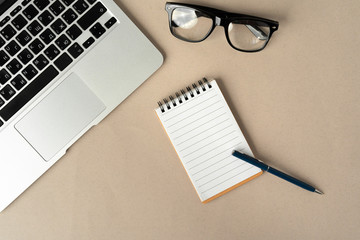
[156,80,261,202]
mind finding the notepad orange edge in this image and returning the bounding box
[156,112,263,203]
[202,170,263,203]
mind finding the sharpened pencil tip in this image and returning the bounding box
[315,189,323,195]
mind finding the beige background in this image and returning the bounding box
[1,0,359,239]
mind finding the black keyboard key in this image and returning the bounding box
[11,14,28,30]
[77,2,107,30]
[73,0,89,14]
[90,22,105,39]
[61,0,76,6]
[0,36,5,48]
[87,0,96,5]
[68,42,83,58]
[38,10,54,26]
[28,38,45,54]
[0,16,10,28]
[10,6,23,17]
[22,64,38,80]
[4,40,21,56]
[27,20,43,36]
[62,8,78,24]
[40,29,56,44]
[55,34,71,50]
[17,49,34,64]
[0,69,11,84]
[0,85,16,100]
[54,52,72,71]
[1,24,17,40]
[0,65,59,121]
[0,98,4,108]
[11,75,27,90]
[105,17,117,29]
[6,59,22,74]
[34,0,50,10]
[82,36,94,49]
[44,44,60,60]
[49,0,66,16]
[21,0,31,6]
[51,18,67,34]
[16,30,32,46]
[33,54,49,70]
[66,24,82,40]
[23,4,39,20]
[0,50,10,66]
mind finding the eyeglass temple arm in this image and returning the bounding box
[245,25,268,40]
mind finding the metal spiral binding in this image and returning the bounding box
[198,80,206,91]
[186,86,194,97]
[163,98,170,110]
[192,83,200,94]
[180,89,188,100]
[203,78,212,88]
[169,95,176,107]
[157,78,212,113]
[157,101,164,112]
[175,92,182,103]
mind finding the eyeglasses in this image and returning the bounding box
[165,2,279,52]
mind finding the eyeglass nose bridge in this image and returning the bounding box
[214,16,228,29]
[215,16,222,26]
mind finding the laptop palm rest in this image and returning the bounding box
[15,73,106,161]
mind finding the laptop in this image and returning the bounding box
[0,0,163,212]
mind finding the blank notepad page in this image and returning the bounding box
[155,80,261,202]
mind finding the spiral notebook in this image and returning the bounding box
[155,79,262,203]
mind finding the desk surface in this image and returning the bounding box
[1,0,359,239]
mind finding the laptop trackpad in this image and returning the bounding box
[15,73,106,161]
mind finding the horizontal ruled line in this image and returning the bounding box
[192,155,231,176]
[195,158,244,182]
[172,113,227,139]
[162,89,216,119]
[191,147,246,176]
[167,104,223,130]
[181,130,236,156]
[187,142,241,168]
[184,136,239,162]
[173,118,229,142]
[198,164,243,188]
[166,100,221,128]
[200,165,254,194]
[177,124,233,149]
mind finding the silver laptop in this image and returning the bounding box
[0,0,163,212]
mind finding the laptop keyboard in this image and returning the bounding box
[0,0,118,127]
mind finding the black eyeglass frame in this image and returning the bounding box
[165,2,279,52]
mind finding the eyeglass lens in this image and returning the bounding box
[228,21,270,51]
[170,7,271,51]
[171,7,213,42]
